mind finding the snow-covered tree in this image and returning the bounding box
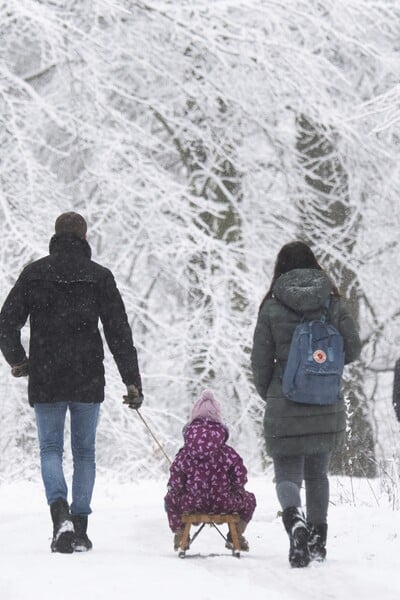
[0,0,399,481]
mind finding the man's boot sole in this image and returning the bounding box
[51,531,75,554]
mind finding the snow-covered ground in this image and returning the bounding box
[1,475,399,600]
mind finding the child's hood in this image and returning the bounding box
[183,418,229,459]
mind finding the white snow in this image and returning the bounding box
[1,476,399,600]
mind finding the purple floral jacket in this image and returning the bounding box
[166,418,249,514]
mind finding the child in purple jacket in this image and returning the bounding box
[164,390,256,551]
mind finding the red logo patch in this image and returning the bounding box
[313,349,327,364]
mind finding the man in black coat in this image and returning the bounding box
[0,212,143,553]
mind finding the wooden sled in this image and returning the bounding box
[178,513,241,558]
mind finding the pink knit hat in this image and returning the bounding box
[190,390,222,423]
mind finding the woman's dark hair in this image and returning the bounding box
[259,241,339,310]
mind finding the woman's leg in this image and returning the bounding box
[273,455,309,567]
[273,455,304,511]
[304,452,331,524]
[304,452,331,561]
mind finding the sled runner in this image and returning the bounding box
[178,513,241,558]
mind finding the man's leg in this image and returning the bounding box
[34,402,68,504]
[69,402,100,551]
[34,402,74,552]
[69,402,100,516]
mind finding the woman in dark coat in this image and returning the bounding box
[251,241,361,568]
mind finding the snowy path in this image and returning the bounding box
[0,477,399,600]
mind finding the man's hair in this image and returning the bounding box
[55,212,87,239]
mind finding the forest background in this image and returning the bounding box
[0,0,399,487]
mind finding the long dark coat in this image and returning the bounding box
[0,234,141,406]
[251,268,361,456]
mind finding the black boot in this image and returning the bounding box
[308,523,327,561]
[72,515,93,552]
[282,507,310,568]
[50,498,75,553]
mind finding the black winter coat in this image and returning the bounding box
[251,268,361,457]
[0,234,141,406]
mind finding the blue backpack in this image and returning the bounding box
[281,298,345,405]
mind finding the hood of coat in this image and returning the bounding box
[273,268,332,316]
[183,418,229,460]
[49,233,92,259]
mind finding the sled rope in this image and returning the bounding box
[135,408,172,465]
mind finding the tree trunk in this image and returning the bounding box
[296,114,376,477]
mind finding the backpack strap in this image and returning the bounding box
[320,296,332,324]
[275,301,304,379]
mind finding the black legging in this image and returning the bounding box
[273,453,331,525]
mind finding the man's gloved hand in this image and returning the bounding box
[11,360,29,378]
[123,384,144,410]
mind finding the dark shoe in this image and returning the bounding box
[308,523,327,561]
[72,515,93,552]
[50,498,75,554]
[282,507,310,568]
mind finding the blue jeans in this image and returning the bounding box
[34,402,100,516]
